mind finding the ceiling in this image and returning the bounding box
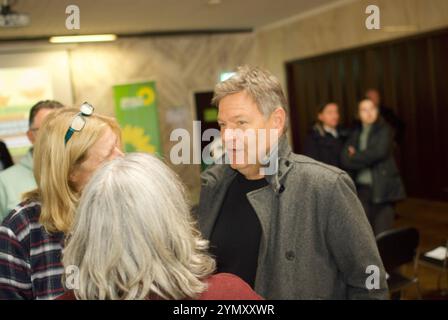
[0,0,340,40]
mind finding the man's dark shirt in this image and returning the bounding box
[209,172,268,288]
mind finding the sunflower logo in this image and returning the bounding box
[137,86,155,106]
[121,125,156,153]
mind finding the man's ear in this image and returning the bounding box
[26,130,34,144]
[271,107,286,133]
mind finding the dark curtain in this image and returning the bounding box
[286,28,448,201]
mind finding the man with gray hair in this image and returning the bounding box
[197,65,388,299]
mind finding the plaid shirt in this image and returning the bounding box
[0,200,65,300]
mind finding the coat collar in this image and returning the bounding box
[262,135,293,193]
[198,135,293,240]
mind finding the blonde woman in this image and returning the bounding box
[58,153,261,300]
[0,104,123,300]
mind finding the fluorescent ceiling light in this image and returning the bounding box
[49,34,117,43]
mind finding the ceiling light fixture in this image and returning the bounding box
[49,34,117,43]
[0,0,30,28]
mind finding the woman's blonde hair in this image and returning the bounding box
[24,107,121,234]
[62,153,216,300]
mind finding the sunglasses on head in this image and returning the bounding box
[64,102,94,145]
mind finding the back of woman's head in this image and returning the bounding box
[62,153,215,300]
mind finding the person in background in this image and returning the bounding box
[58,153,262,300]
[0,100,64,221]
[0,140,13,171]
[303,102,348,168]
[0,105,123,299]
[341,99,406,236]
[365,88,405,144]
[197,65,388,299]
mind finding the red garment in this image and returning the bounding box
[57,273,263,300]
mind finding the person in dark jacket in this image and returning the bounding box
[0,140,13,171]
[303,102,348,168]
[365,88,405,144]
[341,99,406,236]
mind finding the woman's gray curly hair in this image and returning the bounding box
[62,153,215,300]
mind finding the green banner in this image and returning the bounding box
[113,81,162,155]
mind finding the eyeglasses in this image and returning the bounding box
[64,102,94,145]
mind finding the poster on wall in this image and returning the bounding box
[0,50,73,159]
[113,81,162,155]
[0,67,53,157]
